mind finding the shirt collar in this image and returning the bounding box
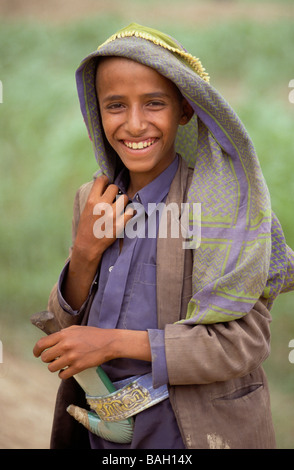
[115,155,179,215]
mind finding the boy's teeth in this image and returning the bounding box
[124,139,155,149]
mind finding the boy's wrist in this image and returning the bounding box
[114,329,152,363]
[71,242,103,269]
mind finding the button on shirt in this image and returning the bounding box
[57,155,185,449]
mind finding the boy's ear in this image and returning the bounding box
[180,98,194,126]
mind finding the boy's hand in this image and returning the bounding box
[63,175,133,310]
[33,325,151,380]
[33,325,115,379]
[74,174,133,263]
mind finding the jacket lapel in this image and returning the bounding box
[156,158,191,329]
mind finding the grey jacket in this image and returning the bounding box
[48,157,276,449]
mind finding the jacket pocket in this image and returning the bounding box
[210,380,275,448]
[213,382,263,402]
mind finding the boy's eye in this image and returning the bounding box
[147,100,165,108]
[106,103,124,111]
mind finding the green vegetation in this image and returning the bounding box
[1,8,294,447]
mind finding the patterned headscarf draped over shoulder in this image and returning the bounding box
[76,23,294,324]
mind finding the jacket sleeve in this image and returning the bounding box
[47,182,94,329]
[164,299,272,385]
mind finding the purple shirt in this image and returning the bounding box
[58,156,184,449]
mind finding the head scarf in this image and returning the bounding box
[75,23,294,324]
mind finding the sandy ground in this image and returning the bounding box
[0,351,59,449]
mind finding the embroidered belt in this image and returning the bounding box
[31,311,169,443]
[86,373,169,422]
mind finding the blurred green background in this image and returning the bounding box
[0,0,294,449]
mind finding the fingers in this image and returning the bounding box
[91,175,133,222]
[33,333,67,377]
[90,175,119,204]
[33,332,60,358]
[90,175,135,240]
[58,365,77,380]
[91,174,109,196]
[33,337,73,379]
[91,175,131,211]
[33,326,101,380]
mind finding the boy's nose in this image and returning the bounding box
[126,107,147,136]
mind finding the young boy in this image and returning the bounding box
[33,23,294,449]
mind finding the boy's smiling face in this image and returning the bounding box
[96,57,193,191]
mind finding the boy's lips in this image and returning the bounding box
[122,138,157,150]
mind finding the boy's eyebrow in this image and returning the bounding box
[101,94,124,103]
[101,91,171,104]
[142,92,171,99]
